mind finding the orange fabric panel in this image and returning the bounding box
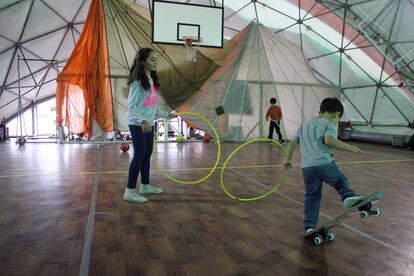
[56,0,113,138]
[178,27,248,113]
[177,27,249,134]
[56,82,88,134]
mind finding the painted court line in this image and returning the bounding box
[343,165,413,186]
[71,145,410,275]
[273,190,404,254]
[230,169,407,257]
[79,148,103,276]
[357,142,412,156]
[0,159,412,178]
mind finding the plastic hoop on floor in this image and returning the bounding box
[153,111,221,185]
[220,138,288,201]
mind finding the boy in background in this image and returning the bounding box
[265,98,284,144]
[283,98,364,234]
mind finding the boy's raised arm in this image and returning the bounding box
[324,135,363,154]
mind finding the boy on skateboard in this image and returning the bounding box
[283,98,365,234]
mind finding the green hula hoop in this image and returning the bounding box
[153,111,221,185]
[220,138,288,202]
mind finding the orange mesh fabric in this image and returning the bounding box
[178,28,247,114]
[56,0,113,138]
[177,28,248,136]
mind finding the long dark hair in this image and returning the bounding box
[127,47,160,91]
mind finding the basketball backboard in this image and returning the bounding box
[152,0,223,48]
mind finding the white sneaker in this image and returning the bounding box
[305,228,316,235]
[139,184,163,195]
[123,188,148,203]
[343,195,365,208]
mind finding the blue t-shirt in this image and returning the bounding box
[293,117,338,168]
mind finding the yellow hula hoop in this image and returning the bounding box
[153,111,221,185]
[220,138,289,202]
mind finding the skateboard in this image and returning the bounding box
[304,189,384,245]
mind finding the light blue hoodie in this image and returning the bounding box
[126,80,169,126]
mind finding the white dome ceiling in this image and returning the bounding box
[1,0,413,127]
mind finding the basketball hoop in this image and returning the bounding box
[183,36,202,62]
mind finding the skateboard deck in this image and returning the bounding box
[304,189,384,245]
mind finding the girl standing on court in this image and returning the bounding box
[123,48,174,203]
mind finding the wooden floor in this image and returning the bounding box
[0,139,413,276]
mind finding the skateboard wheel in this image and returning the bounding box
[374,208,381,216]
[327,233,336,241]
[360,211,369,219]
[314,235,323,245]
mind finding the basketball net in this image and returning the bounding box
[184,37,198,62]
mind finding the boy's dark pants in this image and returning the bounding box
[127,125,154,189]
[268,120,283,142]
[301,161,357,230]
